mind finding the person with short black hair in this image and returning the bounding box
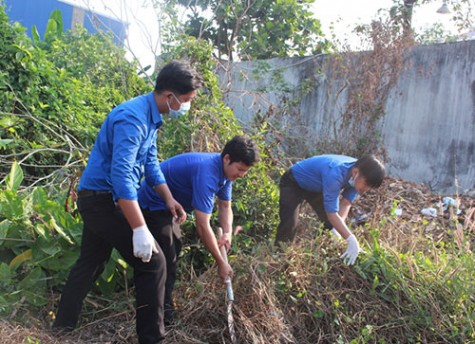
[275,154,385,265]
[138,135,260,325]
[53,60,203,344]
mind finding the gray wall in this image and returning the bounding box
[218,41,475,195]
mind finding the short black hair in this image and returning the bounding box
[154,60,203,95]
[354,155,385,188]
[221,135,260,166]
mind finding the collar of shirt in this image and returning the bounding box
[146,91,163,126]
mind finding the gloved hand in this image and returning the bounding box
[330,228,342,241]
[340,234,360,265]
[132,225,159,263]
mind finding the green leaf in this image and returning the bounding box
[0,139,13,149]
[101,255,118,283]
[34,223,48,239]
[0,220,12,245]
[19,267,46,291]
[50,9,64,37]
[0,263,12,284]
[44,10,64,43]
[49,217,74,245]
[31,25,41,46]
[34,237,60,256]
[5,162,23,192]
[0,295,14,316]
[44,19,58,44]
[12,44,33,59]
[31,187,48,207]
[23,291,47,307]
[0,117,16,128]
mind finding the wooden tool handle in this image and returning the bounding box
[217,227,228,263]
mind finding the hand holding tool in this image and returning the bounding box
[217,227,237,343]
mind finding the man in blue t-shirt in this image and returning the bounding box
[53,60,203,344]
[138,135,260,325]
[275,154,385,265]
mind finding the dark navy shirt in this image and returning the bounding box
[290,154,358,213]
[138,153,232,214]
[78,92,165,200]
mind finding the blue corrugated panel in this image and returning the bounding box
[3,0,127,45]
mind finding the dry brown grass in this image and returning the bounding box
[353,177,475,253]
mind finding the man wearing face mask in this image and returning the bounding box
[53,60,203,344]
[274,155,385,265]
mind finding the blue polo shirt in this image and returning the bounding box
[290,155,358,213]
[78,92,165,200]
[138,153,232,214]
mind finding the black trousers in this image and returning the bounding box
[275,170,332,243]
[53,193,167,344]
[141,208,182,314]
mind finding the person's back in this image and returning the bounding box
[139,152,232,214]
[290,154,357,194]
[79,93,162,198]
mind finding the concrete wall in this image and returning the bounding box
[219,41,475,195]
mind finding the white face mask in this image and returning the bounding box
[167,93,191,118]
[348,177,355,188]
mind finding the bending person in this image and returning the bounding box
[275,154,385,265]
[138,135,260,324]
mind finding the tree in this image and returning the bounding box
[390,0,474,39]
[173,0,331,61]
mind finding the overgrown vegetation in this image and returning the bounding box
[0,7,149,187]
[2,175,474,343]
[168,206,475,343]
[1,3,474,344]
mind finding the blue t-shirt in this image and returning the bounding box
[138,153,233,214]
[78,92,165,201]
[290,155,358,213]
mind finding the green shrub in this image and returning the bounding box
[0,6,149,184]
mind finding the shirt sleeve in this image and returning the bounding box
[321,168,343,213]
[144,129,166,187]
[191,165,219,214]
[341,187,358,203]
[110,115,144,200]
[216,181,232,201]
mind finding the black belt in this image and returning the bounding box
[77,190,112,198]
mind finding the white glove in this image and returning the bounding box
[132,225,159,263]
[330,228,342,241]
[340,234,360,265]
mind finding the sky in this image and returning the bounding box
[61,0,459,69]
